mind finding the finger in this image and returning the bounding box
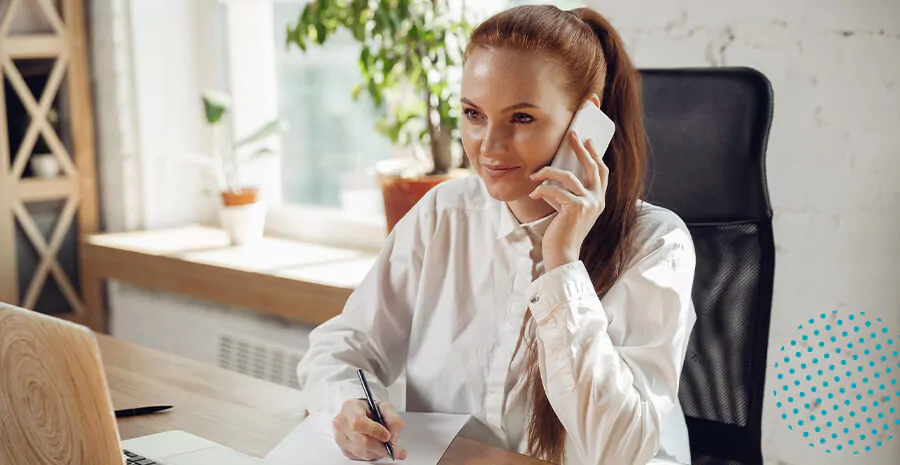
[584,137,604,162]
[590,143,610,194]
[350,414,391,442]
[336,432,367,461]
[347,429,390,460]
[529,184,579,208]
[378,402,404,444]
[334,416,367,460]
[569,131,600,187]
[353,418,393,459]
[339,399,371,428]
[342,408,393,460]
[530,167,589,197]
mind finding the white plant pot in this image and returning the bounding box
[30,154,61,178]
[219,201,266,246]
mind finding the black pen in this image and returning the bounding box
[357,369,395,461]
[115,405,173,418]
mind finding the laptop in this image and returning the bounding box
[0,303,262,465]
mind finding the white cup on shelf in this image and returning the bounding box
[29,154,61,179]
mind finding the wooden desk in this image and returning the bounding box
[99,334,547,465]
[82,226,379,331]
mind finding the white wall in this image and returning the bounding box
[584,0,900,463]
[89,0,143,232]
[88,1,900,464]
[127,0,224,229]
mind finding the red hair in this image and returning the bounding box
[464,5,646,463]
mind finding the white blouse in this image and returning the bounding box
[296,175,697,465]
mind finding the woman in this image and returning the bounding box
[296,5,696,465]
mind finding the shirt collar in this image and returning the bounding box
[496,201,557,241]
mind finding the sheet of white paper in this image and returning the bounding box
[264,412,470,465]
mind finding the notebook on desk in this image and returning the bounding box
[0,303,261,465]
[264,411,471,465]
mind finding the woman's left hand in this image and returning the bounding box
[529,130,610,272]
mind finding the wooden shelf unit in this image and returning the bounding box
[0,0,99,325]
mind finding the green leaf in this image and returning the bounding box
[201,90,231,125]
[407,65,423,88]
[351,83,364,100]
[314,23,327,44]
[360,46,371,69]
[234,119,289,148]
[388,10,400,34]
[353,21,366,41]
[368,79,382,106]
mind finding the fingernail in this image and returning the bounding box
[585,138,593,147]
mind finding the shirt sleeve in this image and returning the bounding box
[525,216,696,465]
[296,191,436,416]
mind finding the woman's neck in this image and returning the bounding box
[507,195,556,224]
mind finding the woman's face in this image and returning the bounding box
[461,48,575,202]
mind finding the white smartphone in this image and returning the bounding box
[543,101,615,209]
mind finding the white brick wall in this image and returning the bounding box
[585,1,900,463]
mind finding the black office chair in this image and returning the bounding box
[639,67,776,465]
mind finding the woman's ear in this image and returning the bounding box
[588,93,602,109]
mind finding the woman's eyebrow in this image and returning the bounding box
[461,97,540,112]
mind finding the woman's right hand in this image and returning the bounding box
[332,399,408,461]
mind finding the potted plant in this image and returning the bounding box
[286,0,472,232]
[201,90,288,245]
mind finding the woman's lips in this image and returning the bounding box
[482,165,520,179]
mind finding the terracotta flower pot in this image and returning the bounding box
[221,188,259,206]
[378,170,470,233]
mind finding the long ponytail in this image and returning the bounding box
[571,8,646,299]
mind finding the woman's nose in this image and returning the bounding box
[480,125,509,156]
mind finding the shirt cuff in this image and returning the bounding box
[305,375,391,416]
[526,260,596,322]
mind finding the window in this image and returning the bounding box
[272,3,390,212]
[221,0,582,248]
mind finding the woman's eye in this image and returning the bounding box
[463,108,482,121]
[512,112,534,124]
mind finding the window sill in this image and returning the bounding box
[266,204,387,253]
[82,225,377,330]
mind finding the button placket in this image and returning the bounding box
[485,258,533,436]
[485,303,517,431]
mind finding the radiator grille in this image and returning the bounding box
[217,333,305,389]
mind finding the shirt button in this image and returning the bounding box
[529,295,539,304]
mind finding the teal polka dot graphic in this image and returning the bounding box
[773,311,899,454]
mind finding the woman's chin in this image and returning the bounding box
[481,177,530,202]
